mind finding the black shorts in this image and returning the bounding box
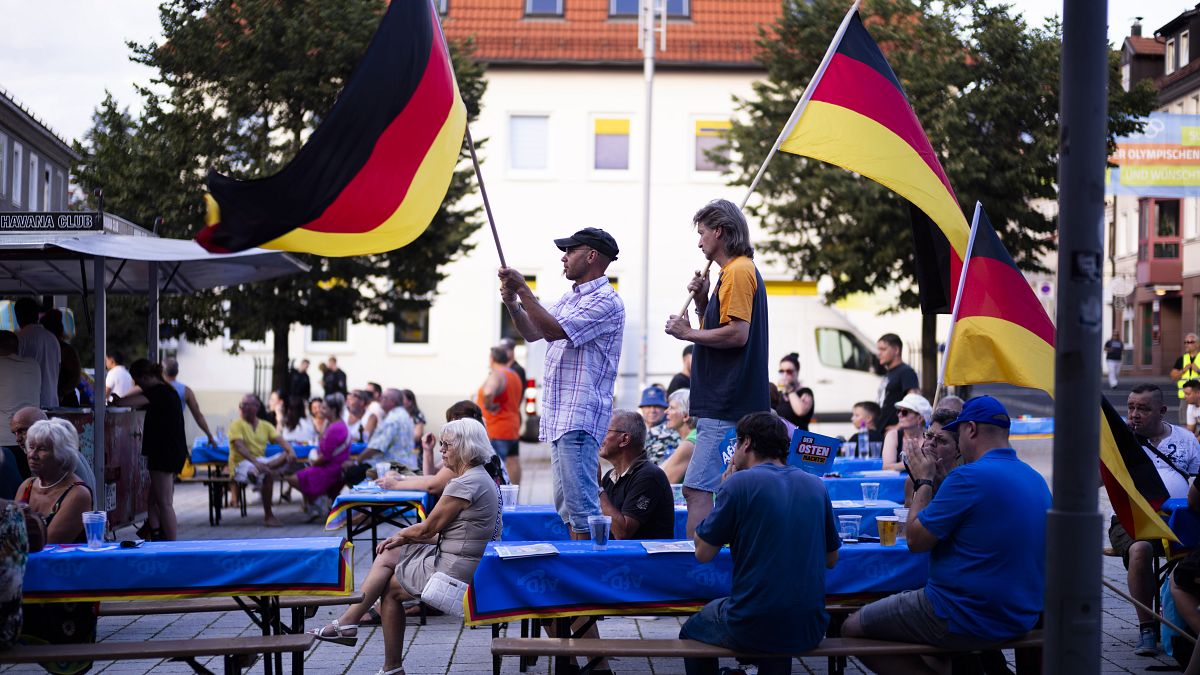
[1108,515,1165,569]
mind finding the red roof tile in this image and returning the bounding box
[443,1,780,67]
[1126,36,1166,57]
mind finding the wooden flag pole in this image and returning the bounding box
[932,201,983,410]
[675,0,860,319]
[465,125,506,269]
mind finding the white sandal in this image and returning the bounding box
[375,668,404,675]
[307,619,358,646]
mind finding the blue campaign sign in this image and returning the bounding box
[719,428,738,471]
[787,429,839,476]
[1107,112,1200,198]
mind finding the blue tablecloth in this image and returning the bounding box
[501,504,689,541]
[191,440,367,465]
[829,458,884,474]
[466,540,927,624]
[822,475,906,503]
[1165,498,1199,555]
[25,537,353,602]
[325,489,429,531]
[829,500,904,537]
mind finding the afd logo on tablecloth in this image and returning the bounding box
[518,569,560,594]
[602,565,644,591]
[687,565,731,589]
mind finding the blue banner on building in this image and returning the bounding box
[1107,112,1200,197]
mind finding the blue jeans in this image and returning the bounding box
[684,418,738,493]
[550,430,600,533]
[680,598,791,675]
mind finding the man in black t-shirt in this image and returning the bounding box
[599,410,675,539]
[1104,331,1123,389]
[876,333,919,430]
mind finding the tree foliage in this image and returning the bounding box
[72,0,486,385]
[727,0,1157,311]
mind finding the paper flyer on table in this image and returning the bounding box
[641,541,696,554]
[495,543,560,559]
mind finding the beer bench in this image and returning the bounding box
[99,592,364,633]
[491,631,1044,675]
[180,465,246,526]
[0,633,314,675]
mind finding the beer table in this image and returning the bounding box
[324,487,429,554]
[26,537,354,675]
[822,474,907,503]
[190,440,368,464]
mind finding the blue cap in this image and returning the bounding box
[639,385,667,408]
[942,396,1011,431]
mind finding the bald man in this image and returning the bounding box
[8,406,47,480]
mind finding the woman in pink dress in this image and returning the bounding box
[286,393,349,520]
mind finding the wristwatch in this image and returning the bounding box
[913,478,935,491]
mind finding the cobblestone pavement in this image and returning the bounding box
[6,438,1183,673]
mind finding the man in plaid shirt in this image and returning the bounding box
[499,228,625,539]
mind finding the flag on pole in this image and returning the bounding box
[777,10,969,312]
[941,206,1056,395]
[196,0,466,257]
[1100,397,1176,542]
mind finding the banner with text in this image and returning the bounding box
[1107,113,1200,197]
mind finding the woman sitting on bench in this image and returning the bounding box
[307,417,501,675]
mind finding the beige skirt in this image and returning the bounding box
[393,543,482,597]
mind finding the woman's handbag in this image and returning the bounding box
[420,572,467,617]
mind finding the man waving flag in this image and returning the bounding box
[197,0,466,257]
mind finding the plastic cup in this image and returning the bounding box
[893,508,909,539]
[82,511,106,549]
[375,461,391,478]
[671,484,685,506]
[877,516,901,546]
[500,484,520,511]
[861,482,880,504]
[588,515,612,550]
[837,514,861,542]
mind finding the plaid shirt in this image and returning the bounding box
[369,407,417,469]
[539,276,625,443]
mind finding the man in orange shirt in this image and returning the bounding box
[477,345,523,484]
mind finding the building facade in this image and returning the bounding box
[0,86,76,213]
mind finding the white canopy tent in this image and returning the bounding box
[0,231,309,510]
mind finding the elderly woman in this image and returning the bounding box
[309,418,500,672]
[903,408,962,506]
[285,393,349,520]
[658,388,695,484]
[882,392,932,471]
[15,419,92,544]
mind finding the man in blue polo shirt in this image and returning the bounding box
[843,396,1050,674]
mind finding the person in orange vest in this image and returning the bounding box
[477,345,523,485]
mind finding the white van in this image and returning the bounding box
[767,297,882,423]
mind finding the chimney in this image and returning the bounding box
[1131,17,1142,37]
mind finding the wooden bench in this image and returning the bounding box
[491,632,1044,675]
[0,633,314,675]
[179,473,246,525]
[99,592,364,633]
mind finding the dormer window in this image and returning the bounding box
[610,0,689,18]
[1182,31,1191,68]
[526,0,563,16]
[1168,37,1177,74]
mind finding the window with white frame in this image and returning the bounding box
[42,166,50,210]
[54,169,64,209]
[27,152,37,209]
[1168,38,1177,74]
[694,119,731,172]
[526,0,562,16]
[11,142,21,206]
[309,319,349,343]
[609,0,689,17]
[437,0,448,14]
[0,132,7,199]
[1183,31,1191,68]
[593,118,630,170]
[392,307,431,344]
[509,114,550,170]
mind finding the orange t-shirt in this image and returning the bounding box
[477,366,523,440]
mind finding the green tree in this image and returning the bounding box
[72,0,487,389]
[726,0,1156,393]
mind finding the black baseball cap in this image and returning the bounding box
[554,227,619,260]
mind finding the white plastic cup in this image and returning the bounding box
[893,508,909,539]
[588,515,612,550]
[82,511,107,549]
[500,484,520,511]
[375,461,391,478]
[861,482,881,504]
[671,484,685,506]
[837,514,861,541]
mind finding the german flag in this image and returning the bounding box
[942,206,1056,395]
[1100,397,1175,543]
[196,0,466,257]
[778,9,970,314]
